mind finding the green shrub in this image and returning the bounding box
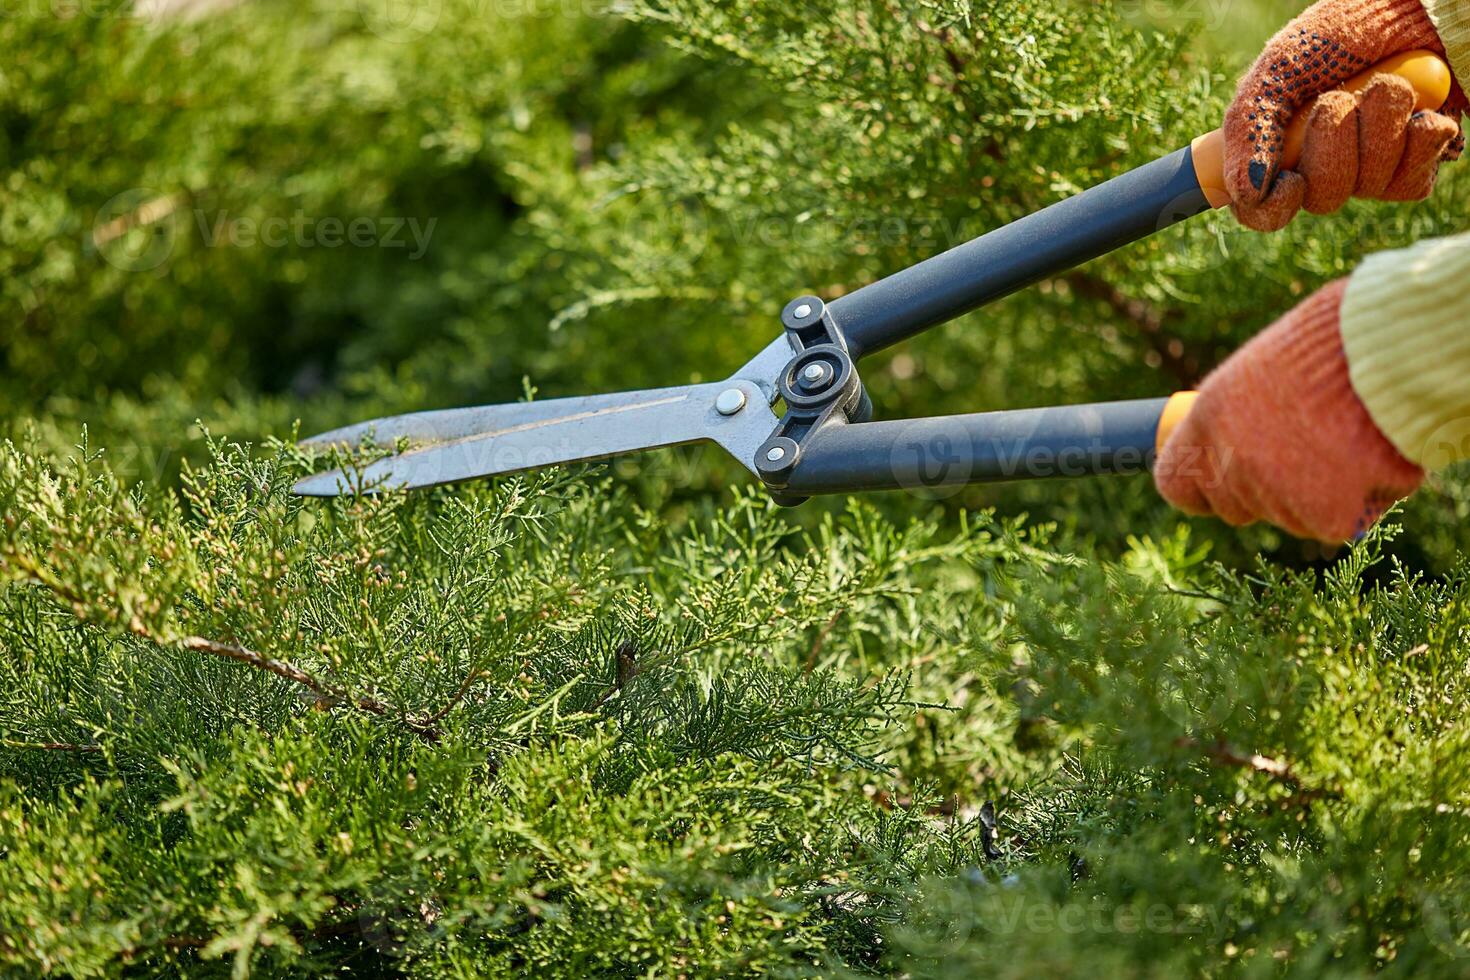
[7,0,1470,974]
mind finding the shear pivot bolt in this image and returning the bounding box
[793,304,814,320]
[715,388,747,416]
[765,447,787,463]
[801,363,827,384]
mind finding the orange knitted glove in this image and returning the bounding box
[1227,0,1466,231]
[1154,280,1424,543]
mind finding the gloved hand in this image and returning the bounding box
[1154,280,1424,543]
[1226,0,1466,231]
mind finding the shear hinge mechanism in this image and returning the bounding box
[754,296,873,506]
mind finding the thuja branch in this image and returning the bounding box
[1177,736,1338,802]
[178,636,333,698]
[1066,272,1210,388]
[2,548,443,742]
[805,608,846,673]
[176,636,440,741]
[416,667,484,729]
[139,915,370,957]
[2,738,103,753]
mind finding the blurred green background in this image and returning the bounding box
[6,0,1467,568]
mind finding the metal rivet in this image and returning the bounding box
[766,446,787,463]
[793,303,813,320]
[714,388,747,416]
[801,363,826,383]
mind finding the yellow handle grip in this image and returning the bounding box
[1155,391,1200,456]
[1190,50,1453,208]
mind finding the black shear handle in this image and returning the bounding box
[826,148,1211,360]
[825,51,1450,360]
[781,397,1200,496]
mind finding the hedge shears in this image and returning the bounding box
[295,52,1450,504]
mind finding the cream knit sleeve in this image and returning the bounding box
[1341,231,1470,469]
[1424,0,1470,83]
[1336,2,1470,470]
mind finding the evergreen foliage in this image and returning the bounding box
[6,0,1470,975]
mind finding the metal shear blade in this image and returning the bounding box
[292,337,792,496]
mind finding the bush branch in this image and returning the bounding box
[3,549,441,742]
[1177,736,1337,803]
[2,738,103,753]
[1066,272,1209,388]
[175,636,439,740]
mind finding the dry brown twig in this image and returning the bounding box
[3,549,450,742]
[805,608,847,673]
[2,739,103,753]
[1176,736,1338,804]
[1067,272,1210,388]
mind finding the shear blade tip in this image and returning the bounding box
[292,472,348,497]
